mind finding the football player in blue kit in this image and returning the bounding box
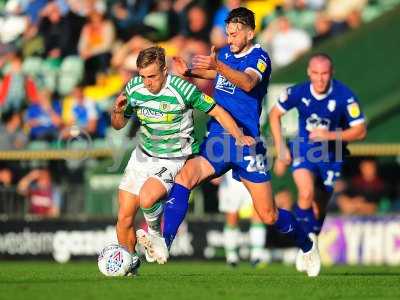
[269,53,367,273]
[137,7,321,277]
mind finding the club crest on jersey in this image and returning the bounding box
[328,100,336,112]
[347,103,360,118]
[257,59,267,73]
[159,101,170,112]
[216,75,236,94]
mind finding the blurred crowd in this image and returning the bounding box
[0,0,399,218]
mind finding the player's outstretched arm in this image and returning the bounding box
[208,105,255,146]
[172,56,217,80]
[111,92,129,130]
[269,106,291,165]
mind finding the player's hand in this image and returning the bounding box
[172,56,189,76]
[276,145,292,166]
[113,92,127,112]
[235,135,256,146]
[192,47,218,70]
[309,128,333,141]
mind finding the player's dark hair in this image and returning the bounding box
[225,7,255,30]
[309,53,334,67]
[137,46,166,71]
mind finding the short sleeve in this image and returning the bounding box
[343,96,365,127]
[275,87,299,113]
[244,50,271,82]
[187,88,216,113]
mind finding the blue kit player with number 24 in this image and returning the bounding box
[137,7,321,277]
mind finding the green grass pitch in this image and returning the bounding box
[0,261,399,300]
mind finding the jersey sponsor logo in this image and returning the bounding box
[302,97,311,107]
[137,107,173,122]
[347,103,361,118]
[257,59,267,73]
[216,75,236,94]
[328,100,336,112]
[305,113,331,132]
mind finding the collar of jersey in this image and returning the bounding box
[145,74,172,97]
[310,80,333,100]
[233,43,261,58]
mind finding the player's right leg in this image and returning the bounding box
[116,189,140,253]
[116,189,142,275]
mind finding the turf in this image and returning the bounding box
[0,261,399,300]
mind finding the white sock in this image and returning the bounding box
[224,225,239,263]
[250,223,266,262]
[141,202,163,236]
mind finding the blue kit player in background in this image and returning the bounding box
[269,53,367,274]
[138,7,321,277]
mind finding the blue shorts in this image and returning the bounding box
[199,131,271,183]
[290,144,343,193]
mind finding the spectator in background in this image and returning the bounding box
[0,51,38,114]
[78,9,115,85]
[25,89,62,141]
[184,5,210,43]
[0,111,27,150]
[0,168,13,187]
[337,158,385,215]
[62,84,98,138]
[110,0,154,41]
[312,12,333,45]
[210,0,241,49]
[17,169,61,218]
[269,16,311,68]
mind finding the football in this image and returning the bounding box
[97,244,136,276]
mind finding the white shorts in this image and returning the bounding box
[119,147,187,196]
[218,171,253,213]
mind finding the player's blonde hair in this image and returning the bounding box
[137,46,166,71]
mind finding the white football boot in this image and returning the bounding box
[136,229,169,264]
[136,229,156,263]
[302,233,321,277]
[296,233,318,272]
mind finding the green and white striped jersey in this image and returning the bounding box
[124,74,216,158]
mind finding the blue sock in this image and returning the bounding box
[274,208,312,253]
[294,205,315,235]
[162,183,190,249]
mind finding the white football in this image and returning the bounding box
[98,244,134,276]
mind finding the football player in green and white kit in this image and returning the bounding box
[111,46,254,270]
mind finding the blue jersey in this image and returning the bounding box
[208,44,272,137]
[277,79,365,156]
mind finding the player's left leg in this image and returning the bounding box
[292,168,319,236]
